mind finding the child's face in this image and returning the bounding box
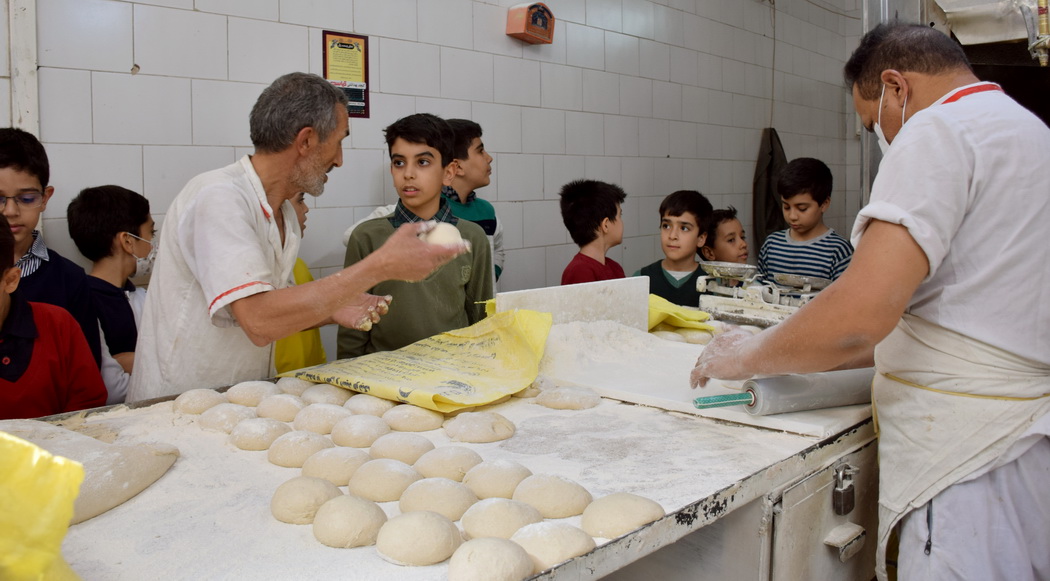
[607,204,624,246]
[660,211,704,264]
[0,167,54,254]
[703,218,749,263]
[455,137,493,190]
[781,191,829,240]
[390,138,456,219]
[292,192,309,235]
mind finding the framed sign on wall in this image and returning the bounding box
[323,31,370,118]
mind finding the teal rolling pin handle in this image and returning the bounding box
[693,391,755,409]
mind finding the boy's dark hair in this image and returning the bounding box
[0,215,13,271]
[384,113,455,167]
[67,185,152,262]
[249,72,349,154]
[703,206,738,249]
[660,190,713,234]
[446,119,483,161]
[844,22,971,100]
[558,179,627,247]
[0,127,50,187]
[777,158,833,204]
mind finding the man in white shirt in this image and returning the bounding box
[692,23,1049,581]
[129,72,467,401]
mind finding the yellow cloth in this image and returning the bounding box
[288,309,552,412]
[0,432,84,581]
[647,294,714,331]
[274,259,327,374]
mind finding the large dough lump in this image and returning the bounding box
[376,510,462,566]
[448,538,534,581]
[510,521,596,573]
[443,411,516,443]
[270,475,342,524]
[581,492,665,538]
[463,459,532,499]
[512,474,592,518]
[312,494,387,548]
[399,477,478,521]
[347,458,422,502]
[267,430,334,468]
[413,446,483,481]
[460,497,542,540]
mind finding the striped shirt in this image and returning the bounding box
[15,231,49,278]
[758,228,853,281]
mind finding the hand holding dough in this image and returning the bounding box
[420,222,464,246]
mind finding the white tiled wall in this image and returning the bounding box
[6,0,863,299]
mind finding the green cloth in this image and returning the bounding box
[336,218,494,359]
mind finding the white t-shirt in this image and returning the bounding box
[128,156,300,401]
[100,287,146,405]
[852,83,1050,365]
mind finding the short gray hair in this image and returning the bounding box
[249,72,349,153]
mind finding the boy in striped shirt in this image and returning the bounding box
[758,158,853,282]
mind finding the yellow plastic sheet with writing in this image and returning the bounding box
[647,294,715,331]
[290,309,553,413]
[0,432,84,581]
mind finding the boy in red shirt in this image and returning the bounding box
[559,179,627,285]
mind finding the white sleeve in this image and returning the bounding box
[98,324,129,405]
[493,215,506,275]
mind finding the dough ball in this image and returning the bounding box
[383,405,444,432]
[344,393,397,416]
[512,474,592,518]
[369,432,435,465]
[256,394,306,422]
[225,380,280,407]
[422,222,464,245]
[510,522,595,573]
[301,447,371,485]
[675,328,714,345]
[312,494,387,548]
[399,477,478,521]
[376,511,462,566]
[581,492,664,538]
[267,430,335,468]
[301,384,352,406]
[448,537,534,581]
[443,411,515,443]
[413,446,483,481]
[270,475,342,524]
[198,403,256,433]
[228,418,292,451]
[651,322,679,333]
[173,388,227,414]
[276,376,316,397]
[347,459,423,502]
[737,324,763,335]
[651,330,687,342]
[293,403,353,434]
[706,319,729,334]
[514,375,555,398]
[535,386,601,410]
[463,460,532,499]
[460,497,543,540]
[330,414,391,448]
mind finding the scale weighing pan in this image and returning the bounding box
[700,261,758,279]
[773,273,832,290]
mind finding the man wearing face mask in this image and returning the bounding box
[692,22,1050,581]
[67,185,156,405]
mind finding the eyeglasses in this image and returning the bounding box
[0,192,45,209]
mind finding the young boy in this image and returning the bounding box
[67,185,154,404]
[337,114,493,359]
[758,158,853,281]
[274,192,326,372]
[701,206,750,264]
[0,128,101,367]
[559,179,627,285]
[632,190,713,306]
[0,214,107,420]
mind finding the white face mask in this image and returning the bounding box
[127,232,157,278]
[873,84,907,155]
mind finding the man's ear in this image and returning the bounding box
[294,126,316,156]
[2,266,21,294]
[879,69,908,106]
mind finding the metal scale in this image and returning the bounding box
[696,261,832,328]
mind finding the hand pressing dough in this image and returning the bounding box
[376,511,463,566]
[198,403,256,433]
[330,414,390,447]
[535,386,602,410]
[225,380,280,407]
[443,411,515,443]
[301,384,352,406]
[172,388,227,414]
[510,521,596,574]
[463,459,532,499]
[256,394,305,422]
[460,497,543,540]
[301,447,371,485]
[312,494,387,548]
[267,430,335,468]
[344,393,397,416]
[413,446,482,481]
[347,458,423,502]
[399,477,478,521]
[421,222,463,245]
[448,538,534,581]
[270,475,342,524]
[368,432,436,465]
[581,492,665,538]
[512,474,592,518]
[276,376,316,397]
[293,403,353,434]
[228,418,292,451]
[383,404,444,432]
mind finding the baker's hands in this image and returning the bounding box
[332,293,392,331]
[690,329,755,388]
[375,222,471,282]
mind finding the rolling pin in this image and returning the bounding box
[692,367,875,416]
